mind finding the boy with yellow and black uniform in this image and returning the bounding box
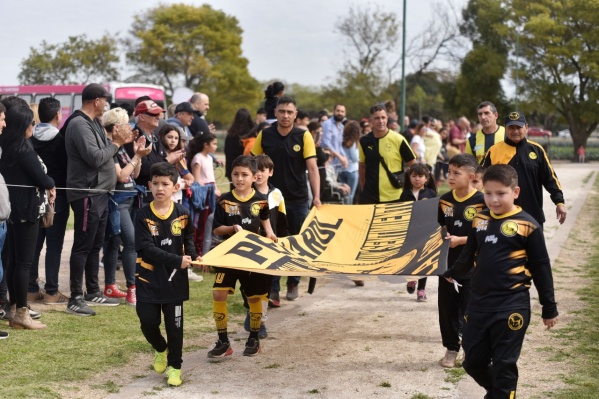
[135,162,200,387]
[444,164,558,399]
[481,111,566,226]
[437,153,485,368]
[207,155,277,358]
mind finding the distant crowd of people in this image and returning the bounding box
[0,81,567,394]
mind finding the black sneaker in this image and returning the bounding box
[66,295,97,316]
[243,338,261,356]
[207,340,232,358]
[286,284,299,301]
[0,330,8,339]
[84,292,120,306]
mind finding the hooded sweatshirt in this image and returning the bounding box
[31,123,68,191]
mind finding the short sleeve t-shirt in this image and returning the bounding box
[191,152,215,185]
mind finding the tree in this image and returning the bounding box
[510,0,599,158]
[19,35,119,85]
[126,3,261,124]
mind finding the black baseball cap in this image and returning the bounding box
[505,111,527,127]
[82,83,111,102]
[175,102,194,114]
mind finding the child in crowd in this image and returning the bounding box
[188,133,221,256]
[437,153,485,368]
[208,155,277,358]
[242,154,289,335]
[134,162,201,387]
[444,164,558,398]
[399,163,438,302]
[471,165,484,192]
[158,124,194,204]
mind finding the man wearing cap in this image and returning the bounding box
[167,102,195,141]
[482,111,566,226]
[466,101,506,164]
[189,92,215,137]
[64,83,133,316]
[131,100,186,205]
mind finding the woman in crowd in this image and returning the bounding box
[338,120,360,205]
[0,105,55,329]
[264,82,284,122]
[158,124,194,204]
[224,108,255,184]
[102,108,151,306]
[411,123,428,164]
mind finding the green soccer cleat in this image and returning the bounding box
[154,349,168,374]
[166,366,182,386]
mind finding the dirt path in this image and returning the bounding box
[53,162,598,399]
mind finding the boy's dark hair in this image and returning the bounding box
[150,162,179,184]
[475,165,484,175]
[403,163,438,193]
[483,164,518,188]
[38,97,61,123]
[232,155,257,174]
[255,154,274,172]
[119,102,135,117]
[256,107,266,115]
[449,153,478,172]
[307,121,320,133]
[276,95,296,108]
[296,109,309,120]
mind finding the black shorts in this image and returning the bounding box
[213,267,271,297]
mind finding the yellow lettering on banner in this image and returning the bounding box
[412,228,444,275]
[357,203,411,261]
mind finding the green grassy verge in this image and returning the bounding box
[553,177,599,398]
[0,273,247,398]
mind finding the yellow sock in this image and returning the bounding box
[213,300,228,334]
[248,294,267,332]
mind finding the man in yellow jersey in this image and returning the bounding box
[465,101,505,164]
[358,104,416,204]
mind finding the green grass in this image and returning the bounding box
[553,176,599,398]
[0,273,247,398]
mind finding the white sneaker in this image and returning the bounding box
[188,269,204,282]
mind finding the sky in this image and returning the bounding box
[0,0,466,88]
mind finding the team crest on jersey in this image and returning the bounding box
[293,144,301,152]
[444,206,454,217]
[508,313,524,330]
[251,202,261,216]
[500,221,518,237]
[225,203,240,216]
[529,152,537,160]
[171,218,182,236]
[464,206,477,221]
[146,219,159,236]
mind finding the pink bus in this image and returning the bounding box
[0,82,166,126]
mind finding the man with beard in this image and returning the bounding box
[321,104,348,172]
[251,96,320,301]
[189,92,215,137]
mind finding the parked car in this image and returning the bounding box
[558,129,571,139]
[527,126,552,138]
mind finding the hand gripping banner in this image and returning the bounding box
[201,198,449,277]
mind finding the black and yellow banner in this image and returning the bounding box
[202,199,449,277]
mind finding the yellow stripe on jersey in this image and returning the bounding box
[508,265,532,277]
[529,141,563,190]
[487,142,517,166]
[139,260,154,271]
[509,250,527,260]
[302,130,317,158]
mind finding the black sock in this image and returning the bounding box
[218,333,229,343]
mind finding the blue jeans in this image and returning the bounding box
[0,221,6,283]
[104,198,136,288]
[30,194,69,295]
[271,198,309,292]
[338,170,358,205]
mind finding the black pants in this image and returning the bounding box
[137,301,184,369]
[5,220,40,308]
[69,195,109,297]
[438,276,470,352]
[462,308,530,399]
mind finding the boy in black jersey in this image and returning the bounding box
[208,155,277,358]
[444,164,558,399]
[437,153,485,368]
[135,162,201,387]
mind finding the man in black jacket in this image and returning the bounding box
[189,92,215,137]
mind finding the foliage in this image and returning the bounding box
[509,0,599,159]
[126,3,262,124]
[18,35,120,85]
